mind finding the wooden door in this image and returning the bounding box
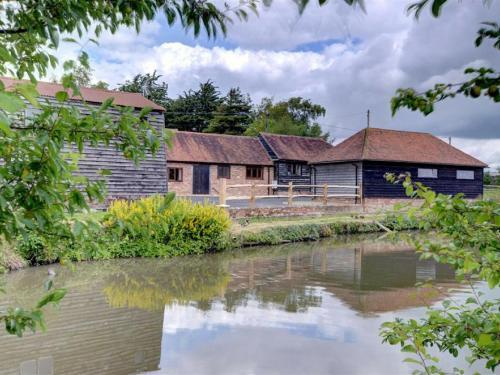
[193,164,210,194]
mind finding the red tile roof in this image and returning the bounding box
[259,133,334,162]
[167,131,273,166]
[1,77,165,111]
[313,128,487,167]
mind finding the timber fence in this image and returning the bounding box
[217,179,362,208]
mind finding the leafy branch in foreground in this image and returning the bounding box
[390,21,499,116]
[0,280,66,337]
[381,173,499,374]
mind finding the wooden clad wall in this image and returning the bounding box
[276,161,311,189]
[22,96,167,205]
[313,162,362,195]
[362,161,483,198]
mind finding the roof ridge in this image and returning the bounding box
[173,130,257,140]
[367,127,433,136]
[260,132,329,142]
[1,76,119,95]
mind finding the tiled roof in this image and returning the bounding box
[312,127,487,167]
[1,77,165,111]
[259,133,334,162]
[167,131,273,166]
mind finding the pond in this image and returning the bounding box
[0,234,488,374]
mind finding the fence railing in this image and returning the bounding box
[218,179,362,208]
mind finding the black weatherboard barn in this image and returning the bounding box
[258,133,334,190]
[311,128,487,200]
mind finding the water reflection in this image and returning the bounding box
[0,235,461,375]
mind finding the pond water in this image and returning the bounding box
[0,234,489,375]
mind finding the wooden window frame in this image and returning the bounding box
[246,166,264,180]
[287,162,302,176]
[456,170,474,180]
[417,168,438,179]
[217,165,231,179]
[168,167,183,182]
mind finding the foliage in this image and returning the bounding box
[105,194,232,256]
[118,71,170,109]
[0,0,257,80]
[165,80,223,132]
[245,97,329,139]
[92,81,110,90]
[204,87,254,135]
[381,173,500,374]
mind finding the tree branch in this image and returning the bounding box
[0,28,28,35]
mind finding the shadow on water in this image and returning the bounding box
[0,233,462,375]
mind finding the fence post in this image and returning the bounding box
[219,178,227,207]
[323,184,328,206]
[249,183,256,208]
[287,182,293,206]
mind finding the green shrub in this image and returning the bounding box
[16,234,57,266]
[105,195,232,257]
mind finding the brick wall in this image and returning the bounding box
[228,205,363,219]
[167,162,273,197]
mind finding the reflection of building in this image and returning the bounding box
[223,241,456,314]
[0,288,163,375]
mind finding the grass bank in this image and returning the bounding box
[230,213,417,247]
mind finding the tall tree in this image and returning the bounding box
[165,80,222,132]
[118,71,169,109]
[245,97,328,139]
[204,87,253,135]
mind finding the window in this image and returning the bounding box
[418,168,438,178]
[168,167,183,182]
[457,170,474,180]
[287,163,302,176]
[217,165,231,179]
[246,166,263,179]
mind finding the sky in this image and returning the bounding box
[52,0,499,170]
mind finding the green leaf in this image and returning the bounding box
[0,112,13,135]
[0,91,25,113]
[431,0,447,17]
[55,91,69,102]
[49,26,60,47]
[15,82,40,108]
[98,169,112,176]
[478,334,493,347]
[36,289,67,308]
[0,46,16,64]
[403,358,423,365]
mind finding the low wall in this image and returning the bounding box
[226,198,426,218]
[227,205,363,219]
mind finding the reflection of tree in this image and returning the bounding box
[103,257,231,311]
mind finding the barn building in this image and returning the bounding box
[167,131,274,196]
[311,127,487,203]
[1,77,168,203]
[258,133,334,191]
